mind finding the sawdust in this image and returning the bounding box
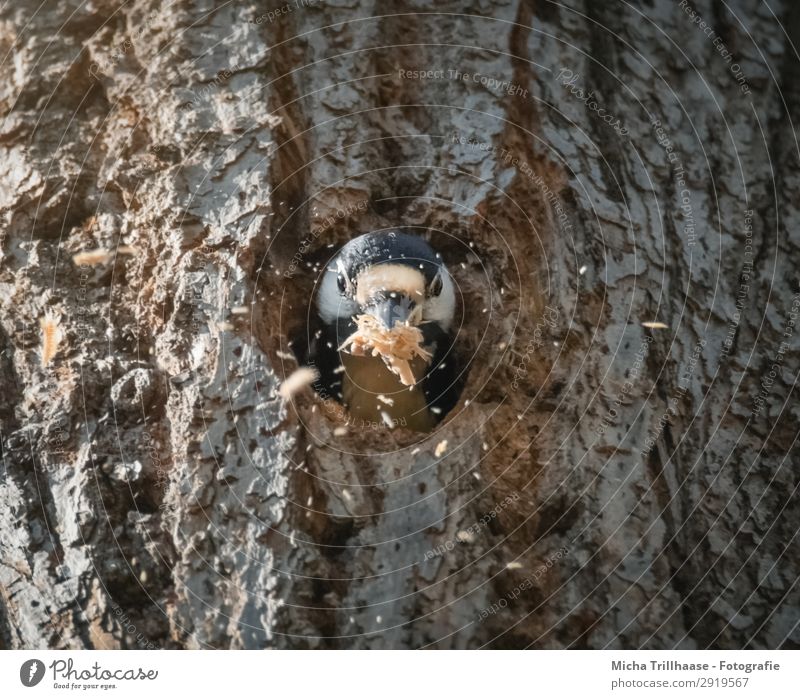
[279,366,319,399]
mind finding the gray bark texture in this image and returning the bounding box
[0,0,798,649]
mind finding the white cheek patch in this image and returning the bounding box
[355,264,426,305]
[423,268,456,331]
[317,265,358,324]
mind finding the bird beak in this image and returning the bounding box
[364,295,418,330]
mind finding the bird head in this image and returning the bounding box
[316,231,456,335]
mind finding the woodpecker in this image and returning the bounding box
[310,231,460,432]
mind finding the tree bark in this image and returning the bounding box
[1,0,798,649]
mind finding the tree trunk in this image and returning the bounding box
[1,0,798,650]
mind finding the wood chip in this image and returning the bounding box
[72,249,113,266]
[72,246,136,266]
[278,367,319,399]
[338,314,431,386]
[40,312,62,367]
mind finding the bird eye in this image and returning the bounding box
[337,273,347,294]
[430,274,443,297]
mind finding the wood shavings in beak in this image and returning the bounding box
[338,314,432,386]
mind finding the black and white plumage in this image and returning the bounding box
[308,231,461,431]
